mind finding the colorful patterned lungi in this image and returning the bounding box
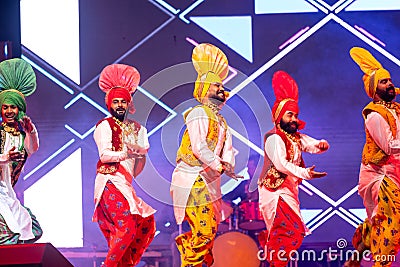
[353,176,400,266]
[260,197,305,267]
[176,176,217,267]
[0,207,42,245]
[96,181,156,267]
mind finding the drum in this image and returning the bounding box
[217,200,233,233]
[238,199,266,231]
[212,231,260,267]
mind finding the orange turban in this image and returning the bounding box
[99,64,140,111]
[271,71,305,129]
[349,47,391,98]
[192,43,229,102]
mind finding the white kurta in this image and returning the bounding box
[93,119,156,220]
[170,107,235,225]
[358,109,400,220]
[0,125,39,240]
[258,133,325,235]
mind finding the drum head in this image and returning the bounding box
[238,200,266,231]
[239,220,266,231]
[212,231,260,267]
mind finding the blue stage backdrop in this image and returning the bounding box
[12,0,400,251]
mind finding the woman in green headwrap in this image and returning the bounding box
[0,58,42,244]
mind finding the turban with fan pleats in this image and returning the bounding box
[271,71,305,129]
[192,43,229,103]
[350,47,391,98]
[0,58,36,120]
[99,64,140,114]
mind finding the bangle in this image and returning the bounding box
[216,164,223,174]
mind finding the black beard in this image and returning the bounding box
[210,93,226,103]
[280,120,298,134]
[110,108,126,121]
[376,85,396,102]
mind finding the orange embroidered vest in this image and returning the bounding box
[258,127,305,190]
[362,102,399,166]
[176,105,227,166]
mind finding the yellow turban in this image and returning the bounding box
[192,43,229,102]
[350,47,391,98]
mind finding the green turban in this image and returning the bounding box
[0,58,36,120]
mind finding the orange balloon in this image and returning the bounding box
[212,231,260,267]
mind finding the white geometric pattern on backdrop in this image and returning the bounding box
[19,0,400,247]
[20,0,80,84]
[151,0,400,231]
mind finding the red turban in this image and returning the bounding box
[105,87,132,108]
[98,64,140,111]
[271,71,305,129]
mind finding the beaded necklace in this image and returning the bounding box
[374,100,400,115]
[113,117,138,144]
[374,100,395,109]
[1,122,20,136]
[205,102,226,128]
[113,117,129,132]
[374,100,399,112]
[205,102,221,115]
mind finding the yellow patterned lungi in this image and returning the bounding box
[175,176,217,267]
[353,176,400,266]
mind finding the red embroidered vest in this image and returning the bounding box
[96,117,142,175]
[96,117,123,174]
[258,127,305,190]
